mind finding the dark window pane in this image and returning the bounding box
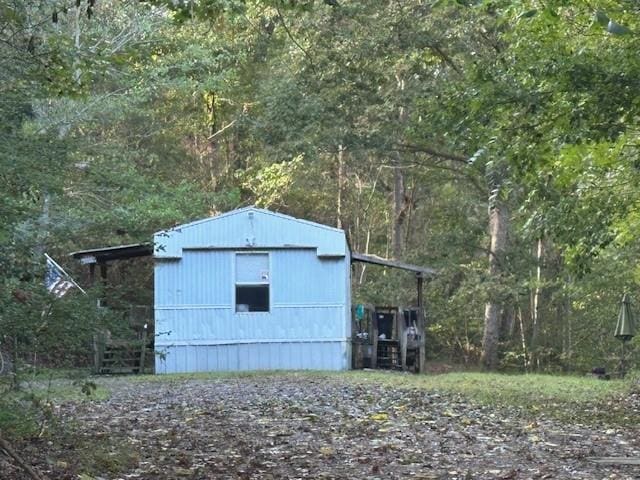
[236,285,269,312]
[377,313,394,338]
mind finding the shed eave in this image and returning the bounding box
[70,242,153,263]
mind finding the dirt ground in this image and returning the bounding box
[5,373,640,479]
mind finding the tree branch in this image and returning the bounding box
[274,2,316,72]
[394,143,469,162]
[0,433,46,480]
[206,119,237,140]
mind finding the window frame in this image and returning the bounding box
[233,251,271,313]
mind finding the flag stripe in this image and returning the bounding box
[45,256,76,298]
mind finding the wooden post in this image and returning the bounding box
[93,332,104,374]
[371,309,378,369]
[417,274,426,373]
[139,324,148,375]
[401,326,408,371]
[99,263,108,284]
[98,263,108,307]
[88,263,95,286]
[351,309,356,368]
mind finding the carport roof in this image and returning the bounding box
[351,252,436,277]
[70,242,153,264]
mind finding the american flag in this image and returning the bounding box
[45,254,78,298]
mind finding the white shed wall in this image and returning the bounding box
[155,238,350,373]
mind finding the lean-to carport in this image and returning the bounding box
[350,252,437,373]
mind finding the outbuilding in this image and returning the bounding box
[153,207,351,373]
[71,207,434,374]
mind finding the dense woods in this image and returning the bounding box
[2,0,640,373]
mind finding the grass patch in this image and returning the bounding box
[0,375,109,440]
[346,371,629,405]
[117,368,635,411]
[125,369,300,383]
[24,381,110,402]
[17,368,636,428]
[343,370,639,425]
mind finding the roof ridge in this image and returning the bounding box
[155,207,345,235]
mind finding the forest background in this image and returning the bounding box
[2,0,640,375]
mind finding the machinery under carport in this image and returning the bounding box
[350,253,436,373]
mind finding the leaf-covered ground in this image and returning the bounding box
[5,372,640,479]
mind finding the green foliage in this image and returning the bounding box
[3,0,640,378]
[238,155,304,208]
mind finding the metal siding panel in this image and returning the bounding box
[196,346,205,371]
[155,260,181,307]
[265,344,276,370]
[188,346,197,372]
[271,250,344,305]
[156,305,346,345]
[174,346,183,373]
[155,252,232,309]
[183,346,191,372]
[231,345,241,371]
[210,346,218,372]
[168,347,177,373]
[211,345,219,371]
[158,342,347,372]
[166,346,177,373]
[154,351,166,374]
[295,343,304,369]
[236,253,269,283]
[240,344,251,370]
[258,344,268,370]
[181,251,232,306]
[284,343,293,369]
[344,256,352,349]
[291,343,299,369]
[313,343,323,369]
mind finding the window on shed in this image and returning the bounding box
[235,252,269,312]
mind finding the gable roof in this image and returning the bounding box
[154,207,347,258]
[158,206,344,235]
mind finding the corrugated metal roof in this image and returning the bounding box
[69,243,152,263]
[351,252,436,276]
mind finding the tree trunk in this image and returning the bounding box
[392,73,407,260]
[392,163,405,259]
[480,201,508,370]
[562,281,572,369]
[530,237,544,369]
[501,303,515,340]
[517,305,529,371]
[337,144,345,229]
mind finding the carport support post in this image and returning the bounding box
[371,309,378,369]
[417,274,426,373]
[99,263,108,285]
[88,263,95,286]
